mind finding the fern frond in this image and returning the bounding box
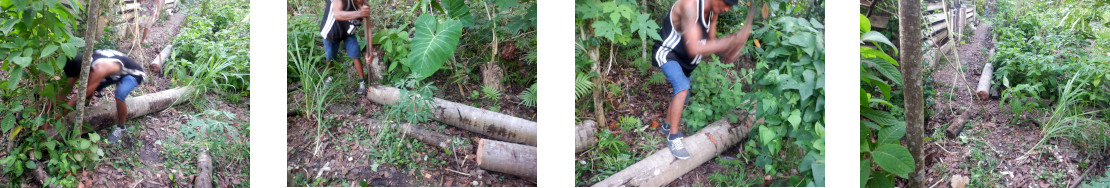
[575,73,594,101]
[518,83,538,107]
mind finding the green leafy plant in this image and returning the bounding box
[859,13,913,187]
[518,83,537,107]
[406,14,465,81]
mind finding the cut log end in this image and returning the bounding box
[476,139,536,181]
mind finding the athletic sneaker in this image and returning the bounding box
[106,125,126,143]
[659,122,671,134]
[667,133,691,159]
[357,79,367,95]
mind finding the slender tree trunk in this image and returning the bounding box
[74,0,102,139]
[898,0,926,187]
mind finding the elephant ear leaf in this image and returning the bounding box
[406,14,464,81]
[443,0,474,26]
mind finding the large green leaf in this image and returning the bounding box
[872,144,914,178]
[861,31,897,53]
[877,123,906,144]
[406,15,464,81]
[860,159,871,188]
[443,0,473,25]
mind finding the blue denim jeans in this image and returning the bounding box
[114,75,138,102]
[660,61,693,98]
[323,36,360,61]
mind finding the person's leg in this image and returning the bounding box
[323,37,340,70]
[345,36,365,80]
[108,75,138,143]
[659,61,691,159]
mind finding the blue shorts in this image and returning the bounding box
[323,36,361,61]
[114,75,138,102]
[660,61,694,97]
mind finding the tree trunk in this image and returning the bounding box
[366,85,537,145]
[589,46,606,127]
[73,0,103,139]
[150,44,173,74]
[195,149,212,188]
[477,139,536,181]
[365,118,469,152]
[945,107,978,138]
[593,113,755,187]
[52,87,194,139]
[898,0,926,187]
[575,120,597,153]
[976,63,993,100]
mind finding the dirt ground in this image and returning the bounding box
[64,10,251,188]
[286,61,537,186]
[916,21,1109,187]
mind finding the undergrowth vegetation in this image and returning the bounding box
[574,0,824,186]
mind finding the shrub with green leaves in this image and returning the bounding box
[859,13,914,187]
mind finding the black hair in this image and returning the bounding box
[723,0,739,6]
[63,52,83,77]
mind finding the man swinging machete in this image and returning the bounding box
[653,0,759,159]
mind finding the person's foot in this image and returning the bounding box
[107,125,126,143]
[659,122,670,134]
[357,79,367,95]
[666,133,691,159]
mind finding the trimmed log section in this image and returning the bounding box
[195,149,213,188]
[976,48,995,100]
[945,107,978,138]
[53,87,194,139]
[575,120,597,153]
[366,86,537,146]
[150,44,174,74]
[593,114,754,187]
[477,139,537,181]
[365,119,470,151]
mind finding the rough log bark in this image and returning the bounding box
[899,0,927,187]
[575,120,597,153]
[593,113,754,187]
[945,107,978,138]
[195,149,212,188]
[52,87,194,139]
[477,139,536,181]
[149,44,173,74]
[365,118,469,151]
[976,63,993,100]
[366,86,537,146]
[32,161,60,188]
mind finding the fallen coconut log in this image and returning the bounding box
[150,44,174,74]
[365,118,470,151]
[976,48,995,100]
[51,86,194,139]
[945,108,978,138]
[477,139,536,181]
[593,113,754,187]
[575,120,597,153]
[195,149,213,188]
[366,86,537,146]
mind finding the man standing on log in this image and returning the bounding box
[652,0,758,159]
[57,50,147,143]
[320,0,372,94]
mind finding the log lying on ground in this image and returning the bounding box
[195,149,213,188]
[150,44,174,74]
[593,112,754,187]
[52,86,194,139]
[575,120,597,153]
[477,139,536,181]
[366,86,537,146]
[976,48,995,100]
[945,108,978,138]
[365,118,470,151]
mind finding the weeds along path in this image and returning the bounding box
[922,21,1098,187]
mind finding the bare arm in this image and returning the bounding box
[723,4,761,62]
[331,0,370,21]
[680,2,738,56]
